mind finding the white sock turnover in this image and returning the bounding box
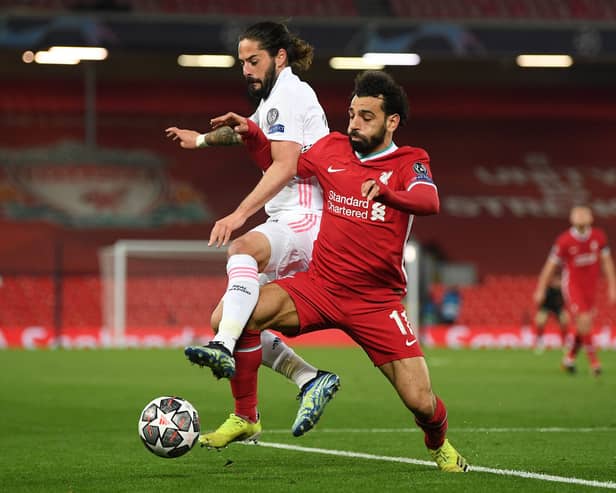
[214,254,259,353]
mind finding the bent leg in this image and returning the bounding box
[379,357,468,472]
[246,282,301,333]
[558,310,569,347]
[576,311,601,373]
[214,231,271,352]
[210,233,270,424]
[196,283,300,448]
[379,357,436,422]
[261,330,319,389]
[563,311,593,372]
[534,310,548,351]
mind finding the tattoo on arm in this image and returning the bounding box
[205,126,242,146]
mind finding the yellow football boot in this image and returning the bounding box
[199,413,262,449]
[429,439,469,472]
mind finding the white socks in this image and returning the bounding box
[213,254,318,390]
[214,254,259,353]
[260,330,318,389]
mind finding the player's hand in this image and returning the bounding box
[210,112,249,134]
[532,288,545,306]
[208,210,248,247]
[165,127,201,149]
[361,179,381,201]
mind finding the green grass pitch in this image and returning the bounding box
[1,347,615,492]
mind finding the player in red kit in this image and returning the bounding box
[185,71,469,472]
[534,205,616,375]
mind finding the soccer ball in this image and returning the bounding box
[138,396,200,458]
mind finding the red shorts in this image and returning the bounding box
[563,281,596,316]
[275,271,423,367]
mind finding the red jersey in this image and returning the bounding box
[551,226,609,298]
[297,132,437,302]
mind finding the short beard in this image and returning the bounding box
[246,61,277,104]
[348,126,386,154]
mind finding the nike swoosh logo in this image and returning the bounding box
[405,339,417,347]
[327,166,345,173]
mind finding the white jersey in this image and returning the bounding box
[250,67,328,217]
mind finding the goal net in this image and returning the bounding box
[99,240,227,344]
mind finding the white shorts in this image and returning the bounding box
[251,212,321,284]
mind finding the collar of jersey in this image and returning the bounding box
[569,226,591,241]
[264,66,293,102]
[355,141,398,162]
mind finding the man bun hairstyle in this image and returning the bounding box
[352,71,409,126]
[240,21,314,73]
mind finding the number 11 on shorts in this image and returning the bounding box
[389,309,414,335]
[389,309,416,347]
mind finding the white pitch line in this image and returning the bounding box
[253,441,616,490]
[262,426,616,434]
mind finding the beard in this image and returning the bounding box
[246,61,277,104]
[348,125,387,154]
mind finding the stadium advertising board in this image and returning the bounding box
[1,325,616,349]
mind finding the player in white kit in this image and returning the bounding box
[166,22,340,448]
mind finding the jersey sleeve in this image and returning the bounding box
[295,133,334,178]
[400,148,435,191]
[375,177,439,215]
[243,119,273,171]
[263,85,304,144]
[597,228,610,256]
[374,147,439,215]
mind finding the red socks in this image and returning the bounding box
[566,334,582,361]
[582,333,600,368]
[230,330,262,423]
[415,395,448,450]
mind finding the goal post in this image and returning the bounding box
[99,240,227,345]
[98,239,422,346]
[404,240,421,337]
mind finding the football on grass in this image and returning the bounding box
[138,396,200,458]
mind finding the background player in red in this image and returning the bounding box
[534,205,616,375]
[186,71,469,472]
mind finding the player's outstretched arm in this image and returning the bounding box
[165,127,201,149]
[210,112,250,134]
[601,251,616,304]
[209,139,301,247]
[361,179,439,216]
[165,125,243,149]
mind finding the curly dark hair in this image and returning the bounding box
[351,71,409,126]
[240,21,314,73]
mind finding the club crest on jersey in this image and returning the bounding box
[266,108,279,125]
[413,162,427,175]
[379,170,393,185]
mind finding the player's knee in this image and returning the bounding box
[245,301,273,332]
[246,284,295,333]
[227,236,253,258]
[576,313,592,333]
